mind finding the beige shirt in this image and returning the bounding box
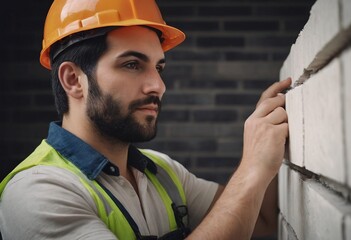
[0,149,218,240]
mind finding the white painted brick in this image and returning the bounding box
[285,86,304,167]
[280,41,302,86]
[302,180,350,240]
[278,214,298,240]
[345,214,351,240]
[280,167,351,240]
[280,0,340,85]
[303,58,345,183]
[341,47,351,187]
[341,0,351,29]
[279,167,305,239]
[278,164,289,217]
[278,214,288,240]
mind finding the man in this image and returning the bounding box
[0,0,291,239]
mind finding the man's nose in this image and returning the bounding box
[142,69,166,98]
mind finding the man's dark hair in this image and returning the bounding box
[49,33,109,118]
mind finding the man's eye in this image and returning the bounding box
[125,62,139,70]
[156,65,164,73]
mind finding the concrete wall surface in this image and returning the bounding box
[279,0,351,239]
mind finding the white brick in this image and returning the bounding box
[345,214,351,240]
[303,59,345,183]
[280,167,305,238]
[278,164,289,217]
[280,167,350,240]
[341,0,351,29]
[280,0,340,85]
[285,86,304,167]
[278,214,298,240]
[302,180,350,240]
[341,47,351,187]
[278,214,287,240]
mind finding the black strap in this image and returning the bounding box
[95,181,157,240]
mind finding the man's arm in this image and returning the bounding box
[187,78,291,240]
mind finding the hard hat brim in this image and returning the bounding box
[40,19,185,70]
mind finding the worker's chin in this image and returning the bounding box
[133,119,158,142]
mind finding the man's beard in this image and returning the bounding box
[86,77,161,143]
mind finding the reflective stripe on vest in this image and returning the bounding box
[0,140,187,239]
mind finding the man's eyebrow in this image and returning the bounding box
[117,50,165,64]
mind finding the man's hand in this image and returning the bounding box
[187,78,292,240]
[241,78,291,177]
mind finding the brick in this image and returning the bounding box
[34,94,55,107]
[278,214,288,240]
[301,180,350,240]
[158,110,190,122]
[165,123,216,138]
[12,110,58,123]
[280,0,341,85]
[278,164,291,221]
[341,47,351,187]
[192,109,238,122]
[197,37,244,48]
[215,93,260,105]
[242,80,275,90]
[169,20,219,31]
[169,50,221,61]
[198,6,252,16]
[224,21,279,31]
[159,6,195,17]
[14,79,51,91]
[175,79,238,90]
[247,36,297,47]
[217,139,243,153]
[285,86,304,167]
[218,62,282,79]
[278,164,305,234]
[341,0,351,29]
[303,59,345,183]
[345,215,351,240]
[214,123,243,138]
[197,156,240,168]
[193,170,232,185]
[278,214,298,240]
[225,52,268,61]
[255,6,311,17]
[284,20,309,31]
[163,93,214,105]
[0,94,33,109]
[279,165,351,240]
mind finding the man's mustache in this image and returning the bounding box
[129,96,162,112]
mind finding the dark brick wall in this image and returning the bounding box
[0,0,315,187]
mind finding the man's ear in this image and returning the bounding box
[58,62,85,99]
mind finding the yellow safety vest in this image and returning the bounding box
[0,140,188,239]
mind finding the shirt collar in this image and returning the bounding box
[46,121,157,180]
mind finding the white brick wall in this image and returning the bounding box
[278,0,351,239]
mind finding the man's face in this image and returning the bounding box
[86,26,166,143]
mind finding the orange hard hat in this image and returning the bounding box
[40,0,186,69]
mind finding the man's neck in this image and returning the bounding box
[61,116,130,177]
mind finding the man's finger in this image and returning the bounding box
[256,78,292,107]
[265,107,288,125]
[252,94,285,118]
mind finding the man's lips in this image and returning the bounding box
[135,105,159,116]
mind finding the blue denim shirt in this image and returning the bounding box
[46,121,157,180]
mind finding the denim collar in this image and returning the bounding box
[46,121,157,180]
